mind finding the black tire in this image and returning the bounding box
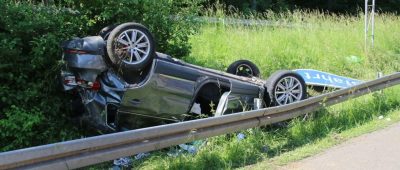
[99,24,119,65]
[226,60,261,77]
[106,22,155,71]
[265,70,307,106]
[99,24,118,40]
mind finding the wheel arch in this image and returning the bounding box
[187,78,231,115]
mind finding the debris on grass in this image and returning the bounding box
[134,152,150,160]
[113,157,132,167]
[168,140,206,157]
[261,145,269,153]
[237,133,246,141]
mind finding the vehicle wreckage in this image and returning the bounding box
[60,22,361,132]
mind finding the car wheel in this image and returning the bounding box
[226,60,260,77]
[106,22,155,71]
[265,70,307,106]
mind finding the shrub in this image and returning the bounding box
[0,0,202,151]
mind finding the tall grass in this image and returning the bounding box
[92,11,400,170]
[186,10,400,79]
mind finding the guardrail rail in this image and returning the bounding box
[1,72,400,170]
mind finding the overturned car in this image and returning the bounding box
[61,22,308,132]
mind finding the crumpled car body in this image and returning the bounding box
[62,49,265,132]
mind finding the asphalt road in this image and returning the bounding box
[281,123,400,170]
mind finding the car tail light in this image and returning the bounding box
[91,80,101,91]
[74,78,101,91]
[64,49,88,54]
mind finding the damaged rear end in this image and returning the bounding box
[60,36,126,132]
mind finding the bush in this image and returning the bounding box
[0,1,202,151]
[0,106,80,151]
[0,106,44,151]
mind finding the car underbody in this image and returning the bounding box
[61,22,341,133]
[70,52,268,132]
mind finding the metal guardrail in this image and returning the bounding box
[1,72,400,170]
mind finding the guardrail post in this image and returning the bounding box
[377,72,383,93]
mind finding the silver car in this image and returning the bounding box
[60,22,307,132]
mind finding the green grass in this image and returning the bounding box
[88,11,400,169]
[186,11,400,79]
[122,11,400,170]
[131,88,400,170]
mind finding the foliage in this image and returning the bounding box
[205,0,400,14]
[0,106,44,151]
[0,106,79,151]
[0,0,202,151]
[0,2,85,151]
